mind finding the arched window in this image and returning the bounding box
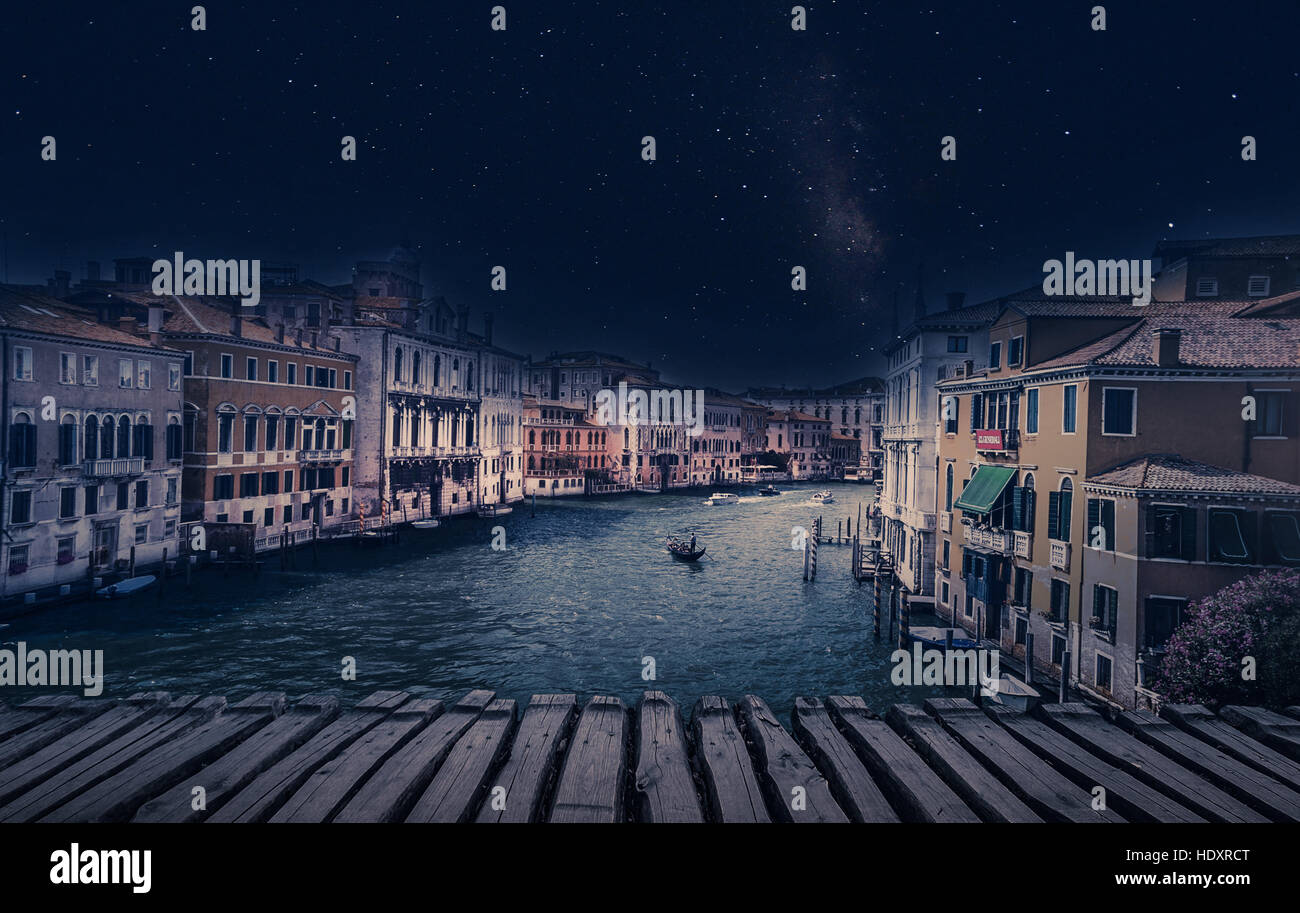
[945,463,954,511]
[393,347,403,383]
[85,415,100,461]
[433,354,440,386]
[101,414,116,458]
[59,415,78,466]
[117,416,132,458]
[412,351,421,385]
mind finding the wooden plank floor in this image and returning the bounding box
[0,689,1295,823]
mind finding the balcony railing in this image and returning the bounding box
[1050,540,1071,571]
[299,449,344,462]
[1013,530,1032,559]
[967,526,1014,556]
[82,457,145,477]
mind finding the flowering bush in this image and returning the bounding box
[1155,569,1300,708]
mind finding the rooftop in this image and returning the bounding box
[1087,455,1300,496]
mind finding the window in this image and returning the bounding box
[1014,616,1027,645]
[13,347,33,381]
[1147,504,1196,560]
[119,359,134,388]
[246,357,257,381]
[9,413,37,468]
[283,505,292,524]
[1096,654,1113,692]
[166,477,178,505]
[57,536,75,566]
[58,416,78,466]
[1008,336,1024,367]
[1062,385,1077,433]
[10,490,32,524]
[168,363,181,391]
[942,539,950,569]
[946,336,968,353]
[1254,391,1287,437]
[240,473,259,498]
[1143,598,1186,650]
[135,524,148,545]
[135,480,149,509]
[264,507,275,528]
[83,355,99,386]
[1012,476,1036,532]
[344,371,352,390]
[1048,479,1073,541]
[183,351,194,376]
[265,415,279,451]
[267,361,278,383]
[220,354,234,378]
[944,397,958,435]
[85,484,99,515]
[60,353,77,384]
[1013,567,1032,607]
[1265,511,1300,565]
[284,417,297,450]
[243,415,258,452]
[1049,579,1070,623]
[117,482,129,511]
[1087,498,1116,551]
[1026,388,1039,434]
[1247,275,1271,297]
[166,420,183,460]
[1101,387,1136,436]
[9,544,29,575]
[262,470,281,495]
[1091,585,1118,633]
[1194,278,1219,297]
[944,464,954,510]
[305,365,315,387]
[284,470,294,493]
[59,487,77,519]
[214,474,234,500]
[287,363,297,385]
[137,360,151,389]
[989,342,1002,370]
[1208,508,1256,564]
[218,412,235,453]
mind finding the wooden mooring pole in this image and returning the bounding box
[1024,632,1034,686]
[1059,649,1071,703]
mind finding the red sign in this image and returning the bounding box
[975,429,1005,451]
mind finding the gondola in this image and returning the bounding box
[666,536,707,562]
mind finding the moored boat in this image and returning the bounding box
[477,504,513,518]
[96,575,157,599]
[409,518,440,529]
[906,625,979,649]
[984,675,1040,712]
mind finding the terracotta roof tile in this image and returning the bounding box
[0,285,173,350]
[1087,455,1300,496]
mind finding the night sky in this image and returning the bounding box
[4,1,1299,389]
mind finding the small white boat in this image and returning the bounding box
[704,492,739,505]
[477,504,513,518]
[96,575,156,599]
[810,490,834,504]
[410,519,440,530]
[984,675,1041,712]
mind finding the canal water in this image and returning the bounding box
[1,482,946,716]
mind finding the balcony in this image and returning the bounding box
[1013,530,1032,559]
[974,428,1020,453]
[967,526,1014,556]
[82,457,145,477]
[1050,540,1071,571]
[299,449,344,462]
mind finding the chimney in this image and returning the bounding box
[296,327,303,347]
[275,323,285,344]
[86,260,101,282]
[230,302,242,338]
[964,359,974,378]
[147,302,164,346]
[50,269,71,299]
[119,316,138,336]
[1153,327,1181,367]
[946,291,966,311]
[483,313,494,346]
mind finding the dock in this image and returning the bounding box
[0,690,1296,823]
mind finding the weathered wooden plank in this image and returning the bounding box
[335,690,494,822]
[690,696,768,823]
[0,692,171,808]
[42,692,286,823]
[0,698,115,771]
[1219,706,1300,763]
[792,697,898,822]
[989,706,1203,823]
[1116,710,1300,822]
[737,694,847,823]
[477,694,578,823]
[886,704,1041,822]
[1040,703,1266,823]
[406,698,518,823]
[826,696,978,823]
[1161,703,1300,786]
[269,697,443,823]
[132,695,339,822]
[632,691,703,823]
[0,694,79,743]
[210,691,410,823]
[549,695,628,823]
[1285,706,1300,722]
[924,699,1119,822]
[0,695,221,823]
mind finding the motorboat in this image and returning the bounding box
[810,490,834,504]
[703,492,739,505]
[96,575,156,599]
[984,675,1041,712]
[409,518,440,530]
[758,485,782,496]
[477,504,513,518]
[907,625,979,649]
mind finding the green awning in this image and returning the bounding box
[953,465,1016,514]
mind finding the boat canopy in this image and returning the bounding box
[953,465,1016,514]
